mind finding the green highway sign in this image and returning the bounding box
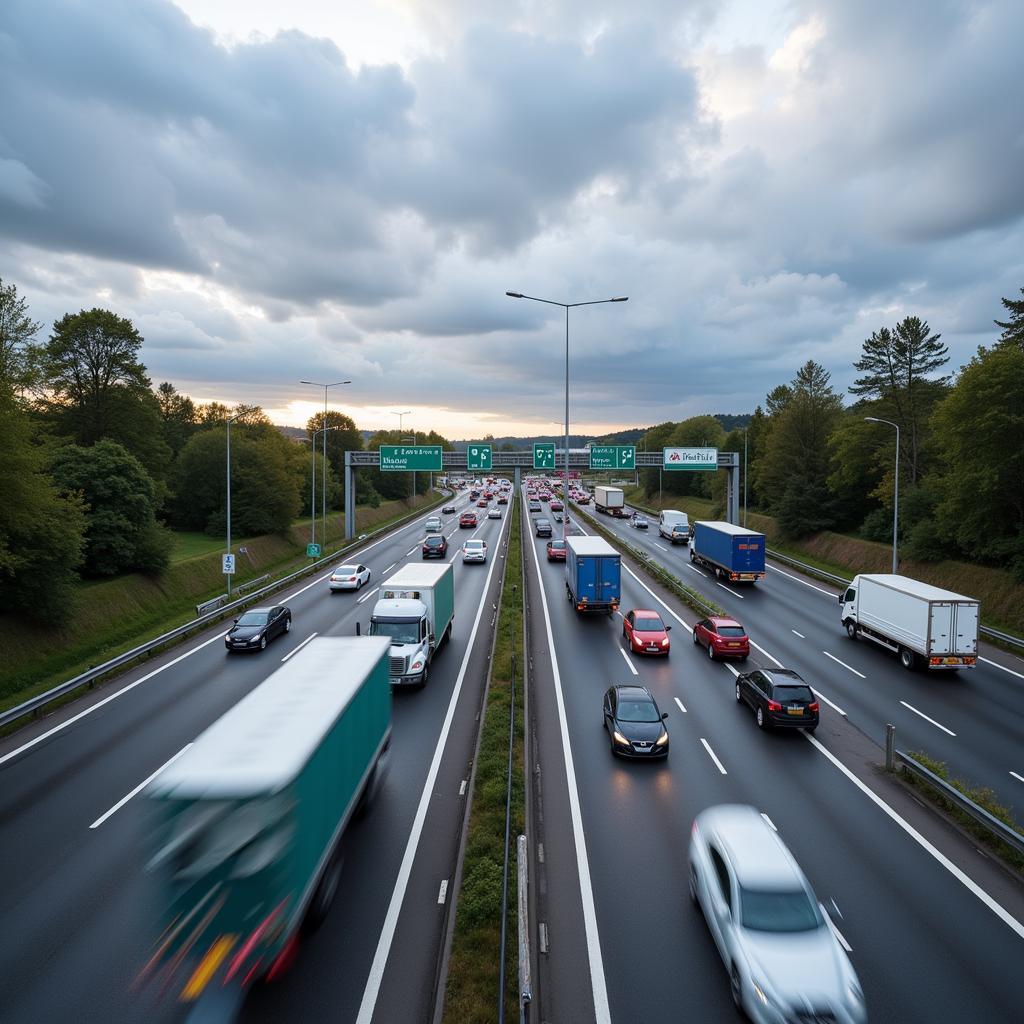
[533,443,556,470]
[467,444,492,471]
[589,445,636,470]
[663,446,718,471]
[306,543,321,558]
[379,445,444,471]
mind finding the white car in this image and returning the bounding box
[329,564,371,591]
[425,516,443,532]
[487,507,501,519]
[462,539,487,563]
[689,805,866,1024]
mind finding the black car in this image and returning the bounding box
[225,605,291,652]
[422,535,449,558]
[603,685,669,757]
[735,668,819,731]
[535,518,553,537]
[442,504,457,514]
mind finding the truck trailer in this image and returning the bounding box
[690,521,766,582]
[840,574,979,670]
[594,485,625,517]
[566,535,621,613]
[143,636,392,1013]
[369,561,455,686]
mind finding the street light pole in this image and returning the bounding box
[225,411,243,597]
[865,416,900,573]
[301,379,352,547]
[392,410,412,504]
[308,426,341,550]
[743,427,748,528]
[506,291,628,541]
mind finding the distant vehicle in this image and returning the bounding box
[594,486,625,517]
[602,684,669,758]
[442,504,457,514]
[462,538,487,563]
[840,574,979,670]
[553,511,564,522]
[477,498,489,508]
[550,500,563,512]
[370,562,455,687]
[497,494,508,504]
[658,510,689,544]
[225,605,291,652]
[690,521,766,582]
[546,539,567,562]
[145,637,392,1008]
[566,536,620,613]
[534,518,553,537]
[425,516,442,532]
[539,492,551,502]
[577,493,591,505]
[693,616,749,660]
[470,489,480,500]
[689,804,866,1024]
[460,511,478,528]
[735,668,818,731]
[629,513,648,529]
[422,535,448,558]
[487,507,501,519]
[329,564,371,592]
[623,609,671,655]
[529,500,542,512]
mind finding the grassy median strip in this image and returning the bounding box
[444,499,525,1023]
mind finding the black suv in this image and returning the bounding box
[735,668,819,731]
[422,535,449,558]
[534,518,552,537]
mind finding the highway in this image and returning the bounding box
[0,490,509,1023]
[523,488,1024,1022]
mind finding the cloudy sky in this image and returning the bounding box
[2,0,1022,437]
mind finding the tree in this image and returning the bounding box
[155,381,197,455]
[994,285,1024,351]
[50,440,173,576]
[0,277,43,393]
[306,410,362,509]
[0,386,85,620]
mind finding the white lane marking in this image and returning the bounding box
[804,732,1024,940]
[281,632,318,661]
[406,547,417,556]
[750,640,783,666]
[700,738,728,775]
[767,563,835,597]
[89,744,193,829]
[459,779,467,796]
[654,542,669,552]
[760,812,777,831]
[382,563,396,574]
[823,650,866,679]
[828,916,853,952]
[617,647,639,676]
[792,629,806,638]
[1010,771,1024,784]
[899,700,957,737]
[355,501,511,1024]
[686,564,709,578]
[714,582,743,598]
[357,586,380,605]
[980,657,1024,680]
[830,897,844,919]
[437,879,449,905]
[674,697,687,714]
[811,688,848,717]
[523,493,611,1023]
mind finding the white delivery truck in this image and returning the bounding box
[658,510,690,544]
[594,485,625,517]
[369,562,455,686]
[840,574,979,670]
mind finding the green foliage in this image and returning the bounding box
[994,284,1024,351]
[155,381,198,455]
[0,276,43,393]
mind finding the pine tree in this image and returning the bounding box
[994,285,1024,351]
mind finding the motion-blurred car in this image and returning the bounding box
[736,668,819,731]
[225,605,291,652]
[442,504,457,514]
[462,539,487,563]
[487,507,501,519]
[622,609,671,655]
[689,804,865,1024]
[553,511,564,522]
[602,684,669,757]
[629,513,649,529]
[328,564,371,591]
[546,539,566,561]
[534,518,553,537]
[422,535,448,558]
[460,511,478,528]
[425,516,442,532]
[694,616,750,660]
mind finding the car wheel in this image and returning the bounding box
[730,966,742,1012]
[689,867,699,906]
[846,620,858,640]
[285,617,292,633]
[756,705,767,729]
[356,578,362,590]
[899,647,916,671]
[735,682,742,703]
[260,636,267,650]
[707,642,715,661]
[692,630,699,645]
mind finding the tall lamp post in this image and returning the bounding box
[402,435,415,504]
[506,291,628,540]
[301,379,352,544]
[865,416,900,573]
[743,426,748,528]
[392,410,412,503]
[309,425,341,548]
[225,410,244,597]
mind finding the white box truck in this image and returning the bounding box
[369,562,455,686]
[594,485,625,517]
[840,574,979,670]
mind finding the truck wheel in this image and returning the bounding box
[845,620,857,640]
[689,548,696,562]
[735,682,742,702]
[899,648,917,671]
[304,854,343,933]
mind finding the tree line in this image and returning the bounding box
[0,279,451,621]
[637,288,1024,580]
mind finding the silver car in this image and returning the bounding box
[462,539,487,563]
[689,805,866,1024]
[425,516,443,532]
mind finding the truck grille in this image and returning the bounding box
[390,656,405,676]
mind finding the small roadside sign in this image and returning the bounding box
[222,553,236,575]
[306,543,322,558]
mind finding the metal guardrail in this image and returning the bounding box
[517,833,532,1021]
[194,575,271,617]
[0,497,449,732]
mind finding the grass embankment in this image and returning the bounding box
[444,499,525,1023]
[0,493,444,712]
[624,489,1024,637]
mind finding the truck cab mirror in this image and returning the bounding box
[232,618,239,625]
[429,633,436,645]
[837,593,843,604]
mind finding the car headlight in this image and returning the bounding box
[655,730,669,746]
[410,659,425,672]
[661,638,669,647]
[752,980,770,1006]
[613,730,631,746]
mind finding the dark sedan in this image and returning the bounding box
[422,535,449,558]
[735,668,819,731]
[603,685,669,757]
[225,605,291,652]
[534,518,553,537]
[442,504,457,514]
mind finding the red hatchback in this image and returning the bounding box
[546,539,567,561]
[693,616,750,660]
[623,609,671,655]
[460,511,478,528]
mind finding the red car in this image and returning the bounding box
[693,617,750,660]
[460,511,478,528]
[477,498,489,508]
[422,535,449,558]
[623,609,671,655]
[550,500,563,512]
[546,539,567,561]
[497,494,508,505]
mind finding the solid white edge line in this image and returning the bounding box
[1010,771,1024,784]
[700,737,728,775]
[523,492,612,1024]
[791,629,806,638]
[804,732,1024,940]
[822,650,867,679]
[354,499,511,1024]
[899,700,957,737]
[674,697,687,714]
[980,656,1024,680]
[617,647,639,676]
[281,632,318,662]
[437,879,449,905]
[767,563,836,597]
[89,743,193,828]
[827,916,853,952]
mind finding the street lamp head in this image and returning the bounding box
[864,416,880,423]
[505,291,524,298]
[610,296,629,302]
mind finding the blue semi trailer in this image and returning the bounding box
[566,536,621,613]
[690,521,766,582]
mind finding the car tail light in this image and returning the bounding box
[767,700,782,712]
[809,702,820,712]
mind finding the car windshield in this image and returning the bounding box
[236,611,269,626]
[616,699,661,723]
[425,537,444,546]
[465,541,484,550]
[550,542,565,550]
[634,617,664,632]
[370,620,419,644]
[739,887,823,932]
[717,626,746,637]
[773,685,815,702]
[335,566,357,575]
